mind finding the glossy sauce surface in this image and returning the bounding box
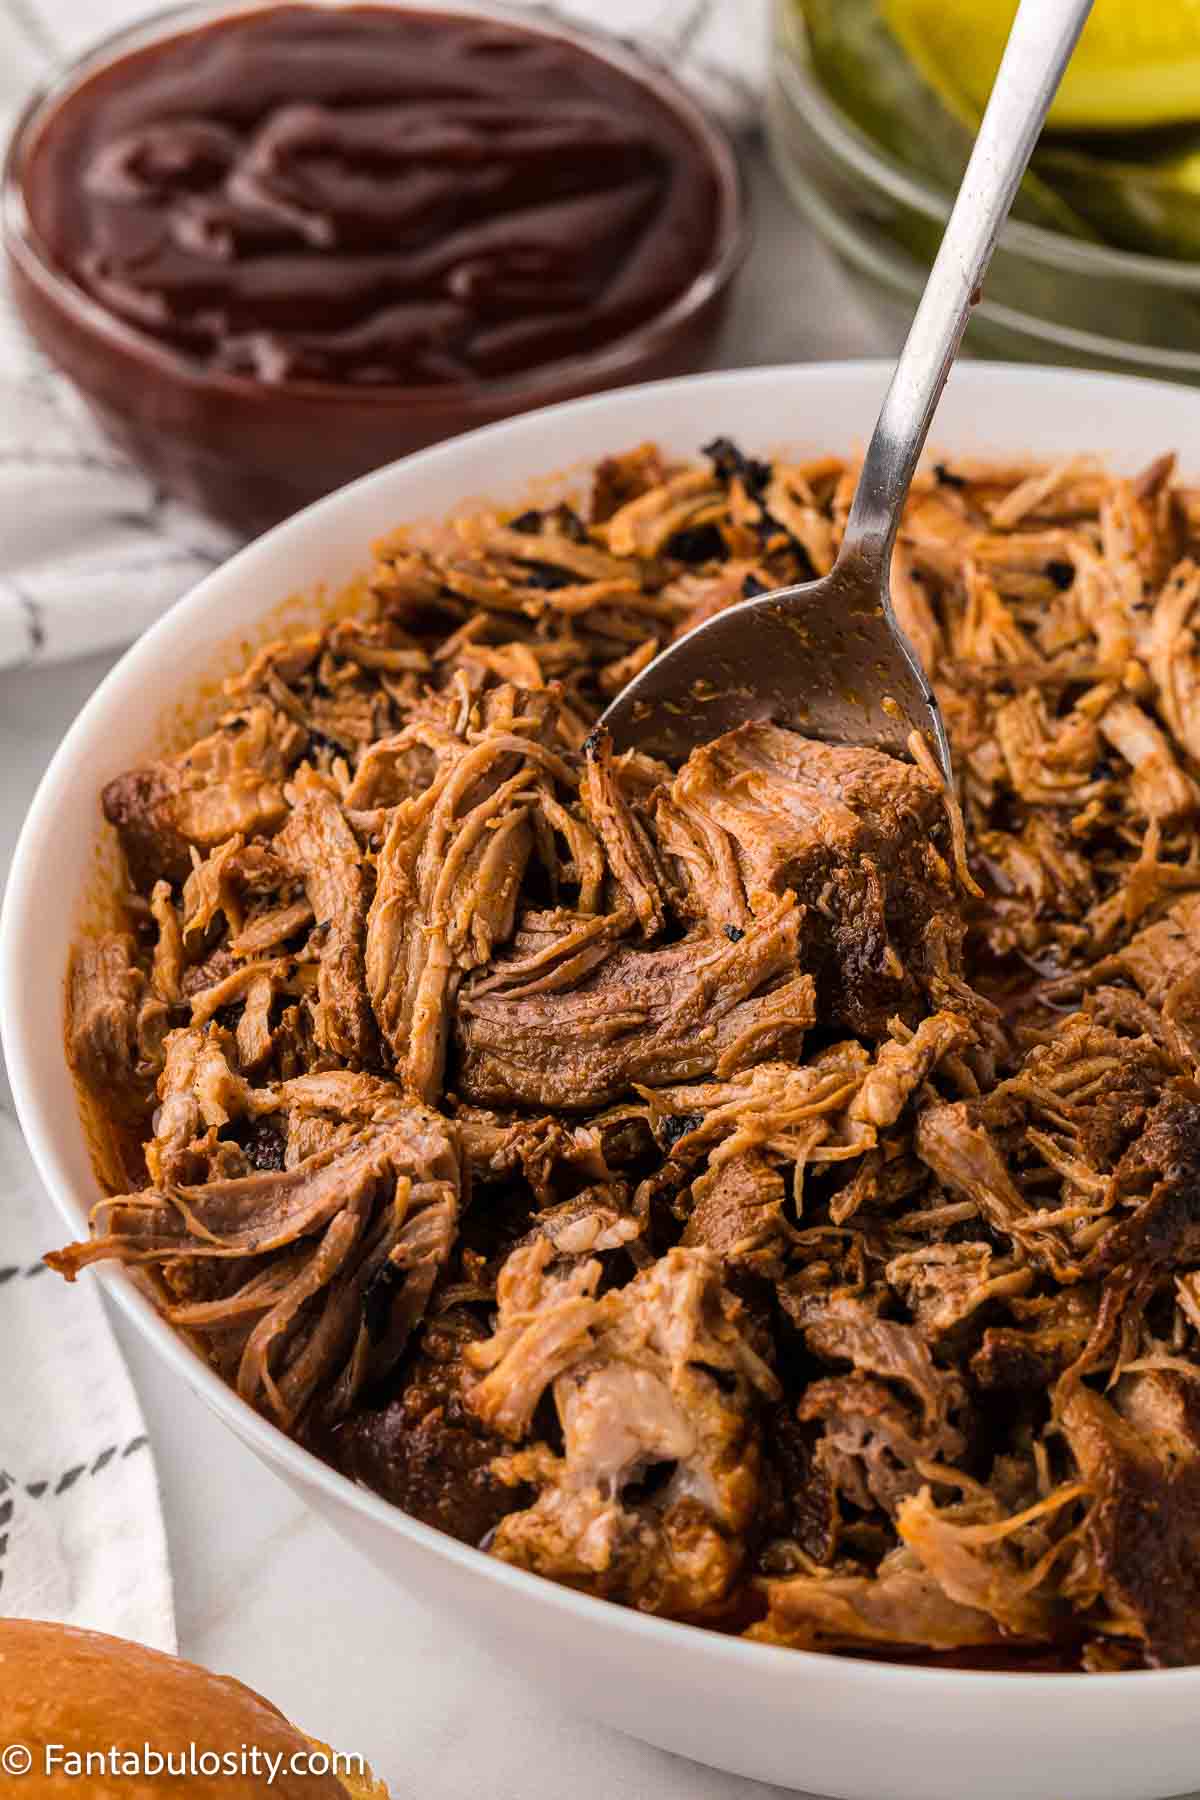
[26,4,723,386]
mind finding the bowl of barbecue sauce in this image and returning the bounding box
[4,1,745,535]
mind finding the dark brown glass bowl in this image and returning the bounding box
[3,0,747,537]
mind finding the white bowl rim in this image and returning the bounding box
[5,356,1199,1695]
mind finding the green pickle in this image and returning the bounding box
[1036,141,1200,263]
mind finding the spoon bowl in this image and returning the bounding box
[601,552,948,768]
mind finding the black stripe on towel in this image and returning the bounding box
[23,1434,151,1502]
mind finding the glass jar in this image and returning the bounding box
[767,0,1200,382]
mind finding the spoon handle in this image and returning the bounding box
[840,0,1095,581]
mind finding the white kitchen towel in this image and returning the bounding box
[0,1109,176,1652]
[0,0,769,672]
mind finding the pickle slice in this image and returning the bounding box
[885,0,1200,134]
[795,0,1096,237]
[1035,140,1200,261]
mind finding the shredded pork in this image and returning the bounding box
[55,440,1200,1666]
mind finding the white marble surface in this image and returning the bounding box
[0,153,899,1797]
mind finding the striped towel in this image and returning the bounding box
[0,0,768,671]
[0,1104,175,1651]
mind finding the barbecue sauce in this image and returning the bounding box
[24,4,723,387]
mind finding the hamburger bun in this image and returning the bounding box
[0,1620,388,1797]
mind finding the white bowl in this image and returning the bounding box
[4,362,1199,1800]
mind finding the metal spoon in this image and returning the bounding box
[601,0,1094,776]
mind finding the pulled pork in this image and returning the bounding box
[57,440,1200,1667]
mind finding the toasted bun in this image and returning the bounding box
[0,1620,388,1797]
